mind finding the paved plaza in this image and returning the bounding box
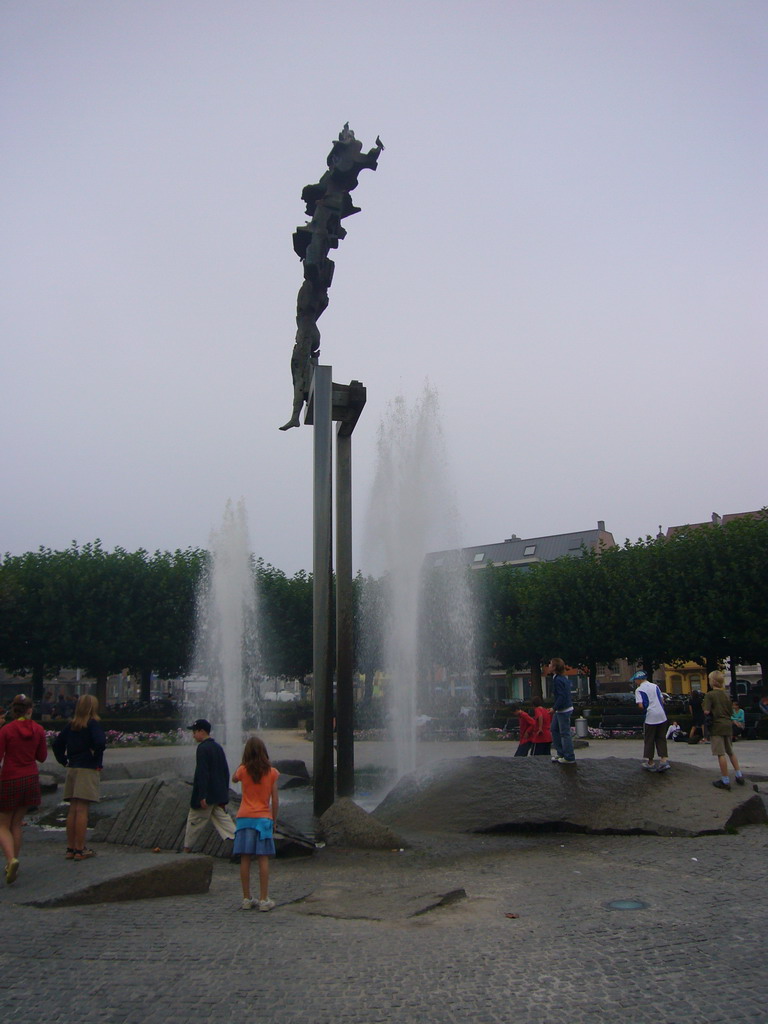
[2,734,767,1024]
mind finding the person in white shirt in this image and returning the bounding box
[632,671,670,773]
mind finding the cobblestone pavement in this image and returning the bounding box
[2,821,767,1023]
[4,736,767,1024]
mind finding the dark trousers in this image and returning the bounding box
[643,722,668,761]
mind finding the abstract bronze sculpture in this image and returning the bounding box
[280,124,383,430]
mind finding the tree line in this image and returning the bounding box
[1,512,766,705]
[473,511,768,698]
[0,544,315,706]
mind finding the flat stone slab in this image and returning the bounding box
[373,756,767,837]
[0,849,212,908]
[291,882,467,922]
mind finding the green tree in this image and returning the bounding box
[53,543,142,707]
[0,547,69,699]
[123,548,206,700]
[256,560,313,683]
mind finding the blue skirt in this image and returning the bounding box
[233,818,276,857]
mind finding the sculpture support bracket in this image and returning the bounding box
[305,379,367,434]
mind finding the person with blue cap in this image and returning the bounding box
[632,671,671,773]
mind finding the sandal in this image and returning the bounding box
[65,848,76,860]
[73,848,96,861]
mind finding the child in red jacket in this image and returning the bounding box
[530,697,553,755]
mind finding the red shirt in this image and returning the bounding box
[517,711,538,744]
[0,718,48,780]
[533,706,553,743]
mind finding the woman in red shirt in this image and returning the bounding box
[0,694,48,884]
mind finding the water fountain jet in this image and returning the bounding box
[193,500,259,774]
[362,386,477,780]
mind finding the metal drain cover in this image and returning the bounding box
[605,899,648,911]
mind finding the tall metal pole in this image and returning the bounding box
[311,365,335,816]
[335,427,354,796]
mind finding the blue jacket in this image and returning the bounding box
[552,674,573,712]
[191,737,231,808]
[52,719,106,770]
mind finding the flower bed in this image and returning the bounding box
[45,728,193,747]
[479,728,515,740]
[587,726,638,739]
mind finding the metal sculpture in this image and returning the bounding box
[280,124,383,430]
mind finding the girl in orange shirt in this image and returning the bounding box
[232,736,280,911]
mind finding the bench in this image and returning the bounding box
[737,711,764,740]
[420,718,472,741]
[598,714,645,737]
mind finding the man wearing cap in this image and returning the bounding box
[632,671,670,773]
[183,719,236,852]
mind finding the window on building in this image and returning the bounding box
[473,553,485,563]
[523,544,536,556]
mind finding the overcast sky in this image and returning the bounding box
[2,1,766,575]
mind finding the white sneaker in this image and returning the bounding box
[241,898,255,910]
[551,755,560,763]
[258,898,275,912]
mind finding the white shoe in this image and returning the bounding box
[258,898,275,912]
[551,755,559,763]
[241,898,255,910]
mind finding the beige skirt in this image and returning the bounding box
[63,767,101,802]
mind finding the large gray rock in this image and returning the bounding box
[274,758,311,789]
[373,756,767,838]
[93,774,317,857]
[319,797,406,849]
[93,775,234,857]
[273,759,310,782]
